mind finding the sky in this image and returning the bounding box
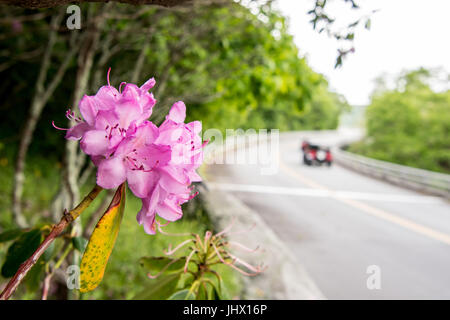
[275,0,450,106]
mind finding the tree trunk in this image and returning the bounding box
[51,4,108,223]
[11,9,70,227]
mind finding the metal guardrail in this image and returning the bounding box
[334,148,450,198]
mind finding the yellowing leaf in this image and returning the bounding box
[79,183,126,292]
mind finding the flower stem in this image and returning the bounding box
[0,184,103,300]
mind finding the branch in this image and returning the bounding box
[41,273,52,300]
[0,185,103,301]
[0,0,194,9]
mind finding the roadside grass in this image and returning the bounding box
[0,149,243,300]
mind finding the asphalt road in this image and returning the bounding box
[205,130,450,299]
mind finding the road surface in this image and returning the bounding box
[205,130,450,299]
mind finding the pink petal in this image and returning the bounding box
[80,130,110,156]
[135,121,159,145]
[121,83,140,102]
[139,92,156,119]
[137,200,157,235]
[79,96,97,126]
[96,156,126,189]
[156,121,183,144]
[65,122,90,140]
[115,99,146,128]
[168,101,186,123]
[95,85,120,110]
[140,77,156,91]
[148,184,161,216]
[94,109,119,131]
[160,166,189,184]
[143,214,156,234]
[138,143,171,169]
[186,121,202,134]
[127,170,158,199]
[157,199,183,222]
[187,170,202,182]
[159,170,190,194]
[90,155,104,167]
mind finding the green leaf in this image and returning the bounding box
[345,33,354,40]
[213,278,231,300]
[334,55,343,69]
[207,281,222,300]
[0,228,26,243]
[72,236,88,254]
[139,256,187,277]
[1,229,43,278]
[79,183,126,293]
[133,273,181,300]
[196,282,208,300]
[43,240,55,262]
[177,271,194,289]
[168,289,196,300]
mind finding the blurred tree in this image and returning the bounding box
[0,1,348,225]
[349,68,450,173]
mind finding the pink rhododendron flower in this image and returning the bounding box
[54,71,205,235]
[135,101,206,234]
[60,70,156,160]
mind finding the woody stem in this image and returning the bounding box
[0,184,103,300]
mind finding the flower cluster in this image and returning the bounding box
[55,71,205,234]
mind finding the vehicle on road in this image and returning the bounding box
[301,140,333,167]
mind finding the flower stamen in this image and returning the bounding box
[52,121,69,131]
[164,239,193,256]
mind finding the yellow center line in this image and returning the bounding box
[279,159,450,246]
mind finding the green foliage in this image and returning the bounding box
[179,6,345,132]
[72,236,88,254]
[0,229,26,243]
[1,228,42,277]
[137,258,230,300]
[168,289,196,300]
[349,68,450,173]
[77,193,242,300]
[0,1,345,300]
[134,273,182,300]
[0,3,344,163]
[135,227,254,300]
[139,256,187,276]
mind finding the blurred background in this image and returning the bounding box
[0,0,449,299]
